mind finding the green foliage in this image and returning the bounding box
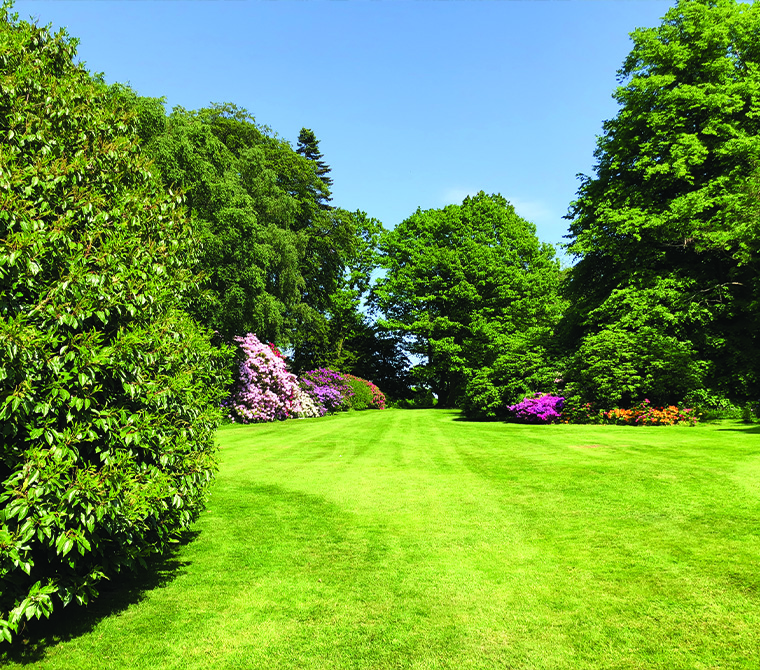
[130,101,311,344]
[680,388,743,420]
[108,96,346,347]
[563,315,705,408]
[394,387,437,409]
[461,329,563,419]
[296,127,333,203]
[373,192,562,409]
[558,396,603,425]
[0,12,231,642]
[289,211,392,375]
[563,0,760,405]
[341,375,373,410]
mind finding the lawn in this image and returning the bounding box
[3,409,759,669]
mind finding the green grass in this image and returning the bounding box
[3,409,760,669]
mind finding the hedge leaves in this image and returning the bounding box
[0,10,231,641]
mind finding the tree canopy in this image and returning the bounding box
[372,193,562,408]
[562,0,760,405]
[114,98,374,353]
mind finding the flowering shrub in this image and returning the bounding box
[226,333,309,423]
[367,380,387,410]
[300,368,355,413]
[291,385,326,419]
[603,400,699,426]
[520,393,700,426]
[342,374,387,410]
[508,394,564,424]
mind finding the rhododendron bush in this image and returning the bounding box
[299,368,355,413]
[225,340,388,423]
[506,393,699,426]
[508,394,564,424]
[226,334,324,423]
[342,374,387,410]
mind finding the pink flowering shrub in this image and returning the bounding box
[226,333,325,423]
[508,394,564,424]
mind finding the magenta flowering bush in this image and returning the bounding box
[508,394,564,424]
[300,368,355,413]
[226,333,323,423]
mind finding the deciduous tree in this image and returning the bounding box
[373,193,562,408]
[563,0,760,404]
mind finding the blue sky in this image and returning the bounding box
[17,0,673,258]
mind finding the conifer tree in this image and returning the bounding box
[296,127,333,208]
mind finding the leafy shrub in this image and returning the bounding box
[395,387,437,409]
[341,375,372,409]
[559,396,604,424]
[341,374,386,410]
[0,12,231,643]
[680,389,741,421]
[461,368,505,419]
[299,368,354,413]
[508,394,564,424]
[460,330,563,420]
[225,334,324,423]
[562,325,704,408]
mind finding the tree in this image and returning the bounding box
[128,101,369,351]
[296,127,333,200]
[0,12,230,641]
[563,0,760,405]
[134,103,312,345]
[289,210,398,380]
[372,193,562,408]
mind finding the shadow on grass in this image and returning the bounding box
[451,412,504,422]
[716,425,760,433]
[0,530,199,665]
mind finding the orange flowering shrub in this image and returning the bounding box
[603,400,699,426]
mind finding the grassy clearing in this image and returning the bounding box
[3,409,760,669]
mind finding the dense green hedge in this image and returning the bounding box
[0,12,231,641]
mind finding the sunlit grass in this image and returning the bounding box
[3,409,759,668]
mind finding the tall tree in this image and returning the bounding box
[562,0,760,405]
[372,193,562,408]
[296,127,333,208]
[116,100,362,348]
[289,211,408,386]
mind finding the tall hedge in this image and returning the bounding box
[0,11,231,641]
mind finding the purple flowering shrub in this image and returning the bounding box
[508,394,564,424]
[300,368,355,413]
[226,333,324,423]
